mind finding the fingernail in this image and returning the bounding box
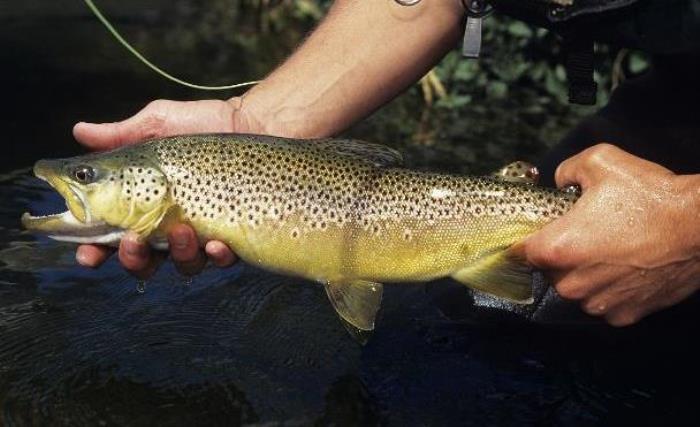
[124,234,146,256]
[206,241,236,267]
[76,249,90,266]
[172,229,190,249]
[205,241,223,257]
[125,242,140,256]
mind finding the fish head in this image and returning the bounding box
[22,150,172,244]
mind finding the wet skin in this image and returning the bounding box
[516,144,700,326]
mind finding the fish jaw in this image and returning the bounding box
[21,211,125,246]
[22,159,125,246]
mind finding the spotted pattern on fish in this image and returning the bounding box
[148,135,373,236]
[24,133,581,332]
[140,135,574,240]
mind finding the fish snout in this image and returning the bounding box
[33,159,63,180]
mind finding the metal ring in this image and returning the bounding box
[394,0,423,6]
[461,0,494,18]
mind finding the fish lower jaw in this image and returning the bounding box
[22,210,126,247]
[49,229,127,246]
[22,210,172,249]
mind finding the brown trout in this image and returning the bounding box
[22,134,577,332]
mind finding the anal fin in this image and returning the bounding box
[324,280,383,332]
[451,249,533,304]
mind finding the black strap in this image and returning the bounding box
[563,37,598,105]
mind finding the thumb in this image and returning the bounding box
[516,215,579,271]
[73,103,167,151]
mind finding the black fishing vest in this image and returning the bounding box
[467,0,700,104]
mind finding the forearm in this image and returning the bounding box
[232,0,464,138]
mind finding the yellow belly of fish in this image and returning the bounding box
[189,213,537,286]
[346,217,538,283]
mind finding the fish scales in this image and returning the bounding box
[22,134,578,333]
[141,135,570,282]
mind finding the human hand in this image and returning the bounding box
[519,144,700,326]
[74,99,246,277]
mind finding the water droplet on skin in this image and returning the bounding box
[627,217,635,226]
[136,280,146,294]
[639,270,647,277]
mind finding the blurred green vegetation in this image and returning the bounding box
[102,0,650,173]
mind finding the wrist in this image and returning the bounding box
[228,92,326,139]
[227,95,262,135]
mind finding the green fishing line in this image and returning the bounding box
[83,0,259,91]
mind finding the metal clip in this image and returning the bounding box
[461,0,493,59]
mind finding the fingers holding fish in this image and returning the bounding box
[554,143,674,192]
[167,224,207,276]
[604,265,700,326]
[554,143,632,190]
[205,240,237,268]
[74,224,234,277]
[118,231,164,279]
[556,264,629,302]
[519,220,582,271]
[76,244,114,268]
[522,144,700,326]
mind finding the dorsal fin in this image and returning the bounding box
[236,134,404,167]
[312,138,404,167]
[491,161,539,185]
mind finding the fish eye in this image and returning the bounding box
[73,165,96,184]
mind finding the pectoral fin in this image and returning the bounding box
[324,280,384,331]
[451,249,533,304]
[492,161,539,185]
[129,204,174,240]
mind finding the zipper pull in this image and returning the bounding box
[461,0,492,59]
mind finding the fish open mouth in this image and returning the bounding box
[21,160,124,246]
